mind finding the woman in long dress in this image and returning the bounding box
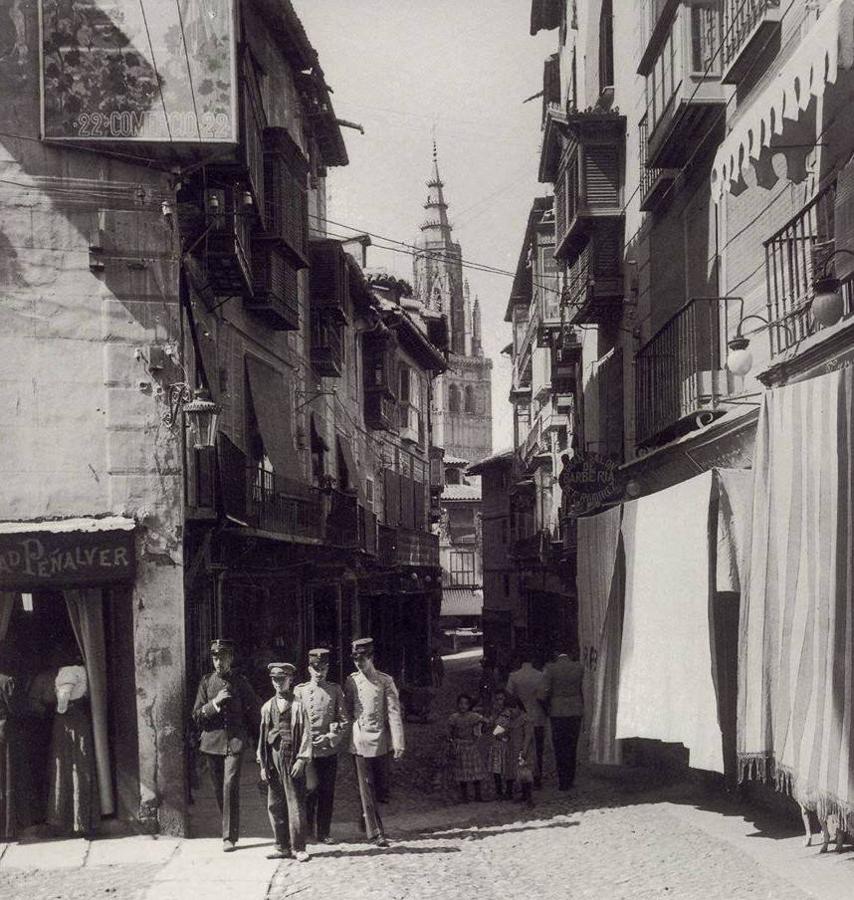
[46,661,99,836]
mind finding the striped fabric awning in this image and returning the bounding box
[440,588,483,617]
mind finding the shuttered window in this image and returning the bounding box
[585,146,620,207]
[264,128,309,263]
[384,468,400,527]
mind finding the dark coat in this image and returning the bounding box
[192,670,260,756]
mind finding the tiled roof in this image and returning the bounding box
[441,483,481,501]
[440,588,483,617]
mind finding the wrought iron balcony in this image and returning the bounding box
[639,113,679,213]
[378,525,439,568]
[640,2,726,169]
[722,0,782,85]
[635,296,741,448]
[764,178,854,357]
[248,469,324,540]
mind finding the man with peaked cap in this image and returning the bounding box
[293,648,349,844]
[257,662,313,861]
[192,639,261,851]
[344,638,404,848]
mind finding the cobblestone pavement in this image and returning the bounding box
[2,651,853,899]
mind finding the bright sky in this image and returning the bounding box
[293,0,554,448]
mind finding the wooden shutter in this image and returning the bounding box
[383,468,400,528]
[413,480,425,530]
[585,146,619,208]
[218,434,248,521]
[400,473,415,530]
[264,128,309,262]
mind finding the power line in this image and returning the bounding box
[174,0,204,143]
[138,0,174,144]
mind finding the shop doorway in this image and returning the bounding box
[1,588,132,837]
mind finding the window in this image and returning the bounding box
[599,0,614,95]
[464,385,476,414]
[449,550,476,587]
[448,382,461,413]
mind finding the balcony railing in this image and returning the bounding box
[765,179,854,356]
[639,113,678,212]
[635,296,741,448]
[249,469,324,540]
[722,0,782,85]
[378,525,439,568]
[642,2,726,169]
[564,223,623,325]
[326,490,360,548]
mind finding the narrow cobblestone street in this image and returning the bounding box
[1,651,853,899]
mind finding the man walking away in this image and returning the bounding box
[192,639,260,851]
[294,648,349,844]
[257,662,313,862]
[344,638,405,848]
[505,648,546,789]
[539,648,584,791]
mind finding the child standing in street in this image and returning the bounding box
[447,693,487,803]
[488,692,534,804]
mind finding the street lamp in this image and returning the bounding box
[163,385,221,449]
[810,247,854,328]
[726,315,797,377]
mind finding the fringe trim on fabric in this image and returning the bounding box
[737,752,774,784]
[745,761,854,833]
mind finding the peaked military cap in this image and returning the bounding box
[267,662,296,677]
[210,639,235,654]
[308,648,331,662]
[351,637,374,657]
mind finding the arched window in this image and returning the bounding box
[464,385,476,414]
[448,383,461,413]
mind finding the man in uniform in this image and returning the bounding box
[257,662,313,862]
[344,637,404,848]
[293,648,349,844]
[191,639,260,851]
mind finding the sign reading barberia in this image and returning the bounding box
[0,528,136,588]
[558,451,623,512]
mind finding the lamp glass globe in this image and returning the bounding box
[727,346,753,377]
[812,288,844,328]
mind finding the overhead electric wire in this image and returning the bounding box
[174,0,204,142]
[138,0,174,144]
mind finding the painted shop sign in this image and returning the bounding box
[40,0,237,142]
[559,452,623,511]
[0,530,136,588]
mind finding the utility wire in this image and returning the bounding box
[174,0,204,142]
[138,0,174,144]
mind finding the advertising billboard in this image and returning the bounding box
[40,0,237,142]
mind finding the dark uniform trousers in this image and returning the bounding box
[551,715,582,789]
[206,751,243,844]
[306,755,338,841]
[267,745,306,853]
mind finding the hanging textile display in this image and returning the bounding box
[617,471,725,773]
[576,506,623,765]
[739,366,854,829]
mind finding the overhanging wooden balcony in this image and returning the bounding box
[554,111,625,261]
[721,0,782,85]
[635,296,742,448]
[564,223,623,326]
[641,2,727,170]
[378,525,439,568]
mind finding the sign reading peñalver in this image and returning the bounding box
[0,529,136,589]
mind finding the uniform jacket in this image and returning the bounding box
[256,693,313,776]
[539,655,584,718]
[506,663,547,727]
[192,670,260,756]
[344,669,404,757]
[293,679,350,758]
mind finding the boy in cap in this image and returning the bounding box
[344,638,404,848]
[257,662,313,861]
[192,639,260,852]
[293,648,349,844]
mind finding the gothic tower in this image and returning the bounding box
[414,144,492,464]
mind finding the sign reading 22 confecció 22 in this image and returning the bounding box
[0,529,136,589]
[40,0,237,142]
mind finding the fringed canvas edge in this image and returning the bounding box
[737,752,774,784]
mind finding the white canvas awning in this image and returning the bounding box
[712,0,854,197]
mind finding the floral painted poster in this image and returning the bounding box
[40,0,236,142]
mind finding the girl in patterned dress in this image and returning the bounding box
[447,693,487,802]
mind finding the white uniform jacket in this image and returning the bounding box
[344,669,405,757]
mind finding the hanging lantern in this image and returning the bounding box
[726,336,753,377]
[183,388,221,449]
[811,276,845,328]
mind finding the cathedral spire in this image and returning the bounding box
[422,142,452,238]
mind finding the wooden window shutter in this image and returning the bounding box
[384,468,400,528]
[585,146,619,207]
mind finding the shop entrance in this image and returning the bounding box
[0,588,134,840]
